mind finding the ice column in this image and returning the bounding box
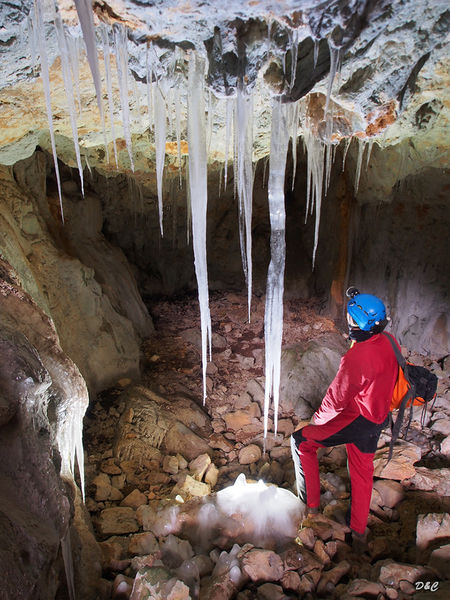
[236,88,254,320]
[264,99,291,437]
[187,53,212,402]
[33,0,64,221]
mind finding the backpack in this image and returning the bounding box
[382,332,438,461]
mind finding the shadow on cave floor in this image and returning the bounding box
[82,292,450,598]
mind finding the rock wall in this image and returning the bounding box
[0,159,153,395]
[0,257,99,599]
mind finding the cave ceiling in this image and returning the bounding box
[0,0,448,183]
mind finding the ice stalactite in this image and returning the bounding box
[101,25,119,168]
[145,43,154,134]
[54,4,84,196]
[342,136,351,172]
[61,530,76,600]
[366,138,374,169]
[33,0,64,222]
[154,83,167,236]
[175,87,183,187]
[73,0,109,162]
[187,53,212,403]
[114,25,134,171]
[264,99,291,437]
[289,29,299,90]
[303,129,326,268]
[224,96,233,191]
[236,87,254,321]
[313,38,319,70]
[354,136,366,195]
[291,100,299,189]
[325,43,340,116]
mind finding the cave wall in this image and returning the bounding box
[0,158,153,395]
[76,137,449,357]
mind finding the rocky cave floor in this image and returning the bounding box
[82,293,450,600]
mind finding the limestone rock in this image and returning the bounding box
[373,442,422,480]
[114,386,211,464]
[416,513,450,561]
[238,444,262,465]
[378,561,433,590]
[172,474,211,498]
[163,455,180,475]
[92,473,112,502]
[439,435,450,458]
[406,467,450,496]
[121,489,148,510]
[241,549,284,582]
[346,579,385,597]
[371,480,405,509]
[205,463,219,488]
[280,333,348,418]
[128,532,160,557]
[256,582,287,599]
[428,544,450,579]
[189,453,211,481]
[97,507,139,536]
[224,410,254,431]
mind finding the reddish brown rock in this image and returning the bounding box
[241,549,284,582]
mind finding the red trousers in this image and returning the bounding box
[291,414,386,534]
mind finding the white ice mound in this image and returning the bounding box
[213,473,303,547]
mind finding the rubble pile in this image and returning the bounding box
[83,294,450,599]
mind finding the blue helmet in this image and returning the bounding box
[346,288,387,332]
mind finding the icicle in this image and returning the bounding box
[313,38,319,70]
[73,0,109,162]
[264,99,291,437]
[354,137,366,195]
[33,0,64,222]
[84,153,92,177]
[341,136,351,172]
[186,160,191,245]
[289,29,299,90]
[236,87,254,321]
[61,530,76,600]
[145,43,154,133]
[207,90,215,155]
[187,52,212,403]
[291,100,299,190]
[132,74,143,131]
[218,163,223,198]
[366,138,374,169]
[303,130,327,267]
[324,43,340,116]
[325,141,333,192]
[54,3,84,196]
[113,25,134,170]
[154,84,167,237]
[175,87,182,187]
[224,96,233,191]
[100,26,118,168]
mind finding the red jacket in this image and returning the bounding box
[314,333,399,426]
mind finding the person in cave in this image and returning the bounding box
[290,287,399,549]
